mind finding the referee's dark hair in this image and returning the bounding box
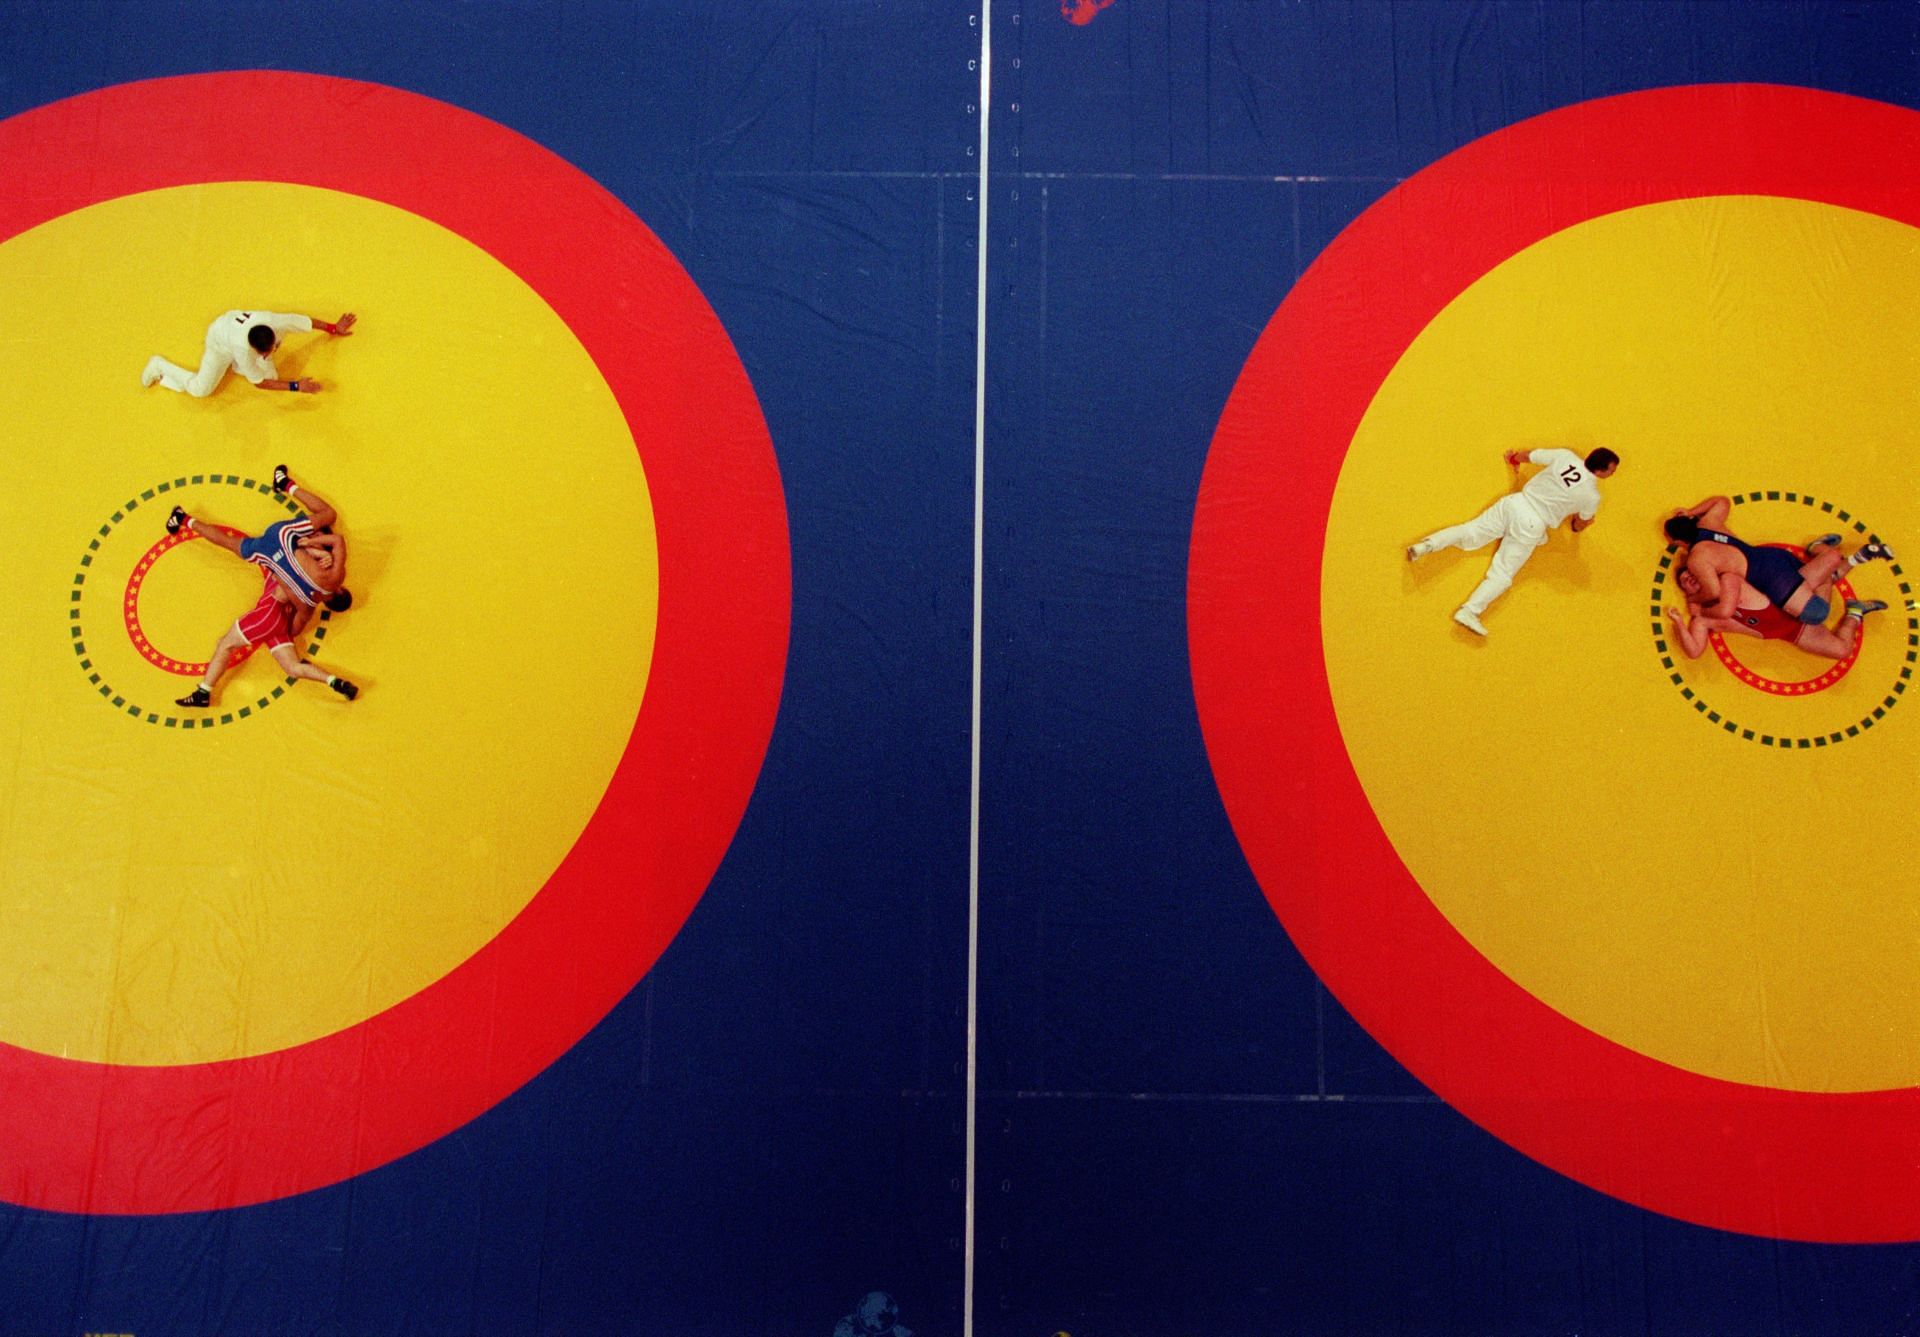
[248,324,276,353]
[1585,446,1620,474]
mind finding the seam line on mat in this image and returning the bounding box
[965,3,990,1333]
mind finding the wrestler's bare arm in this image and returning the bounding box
[1687,553,1724,608]
[1703,574,1742,620]
[1686,552,1741,618]
[1667,605,1754,658]
[1666,606,1710,658]
[1678,495,1732,528]
[1699,615,1758,641]
[303,532,347,584]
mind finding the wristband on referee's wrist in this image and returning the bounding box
[287,380,300,392]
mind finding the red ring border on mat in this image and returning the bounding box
[1188,84,1920,1243]
[125,527,257,677]
[0,73,789,1214]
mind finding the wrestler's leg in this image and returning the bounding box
[176,625,248,706]
[187,519,245,556]
[1795,548,1847,597]
[1792,623,1850,660]
[1795,601,1886,660]
[271,645,359,700]
[1780,543,1855,621]
[270,645,329,685]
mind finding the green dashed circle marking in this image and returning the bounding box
[1651,492,1914,748]
[72,476,331,729]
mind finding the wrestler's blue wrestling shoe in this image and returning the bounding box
[165,505,189,535]
[1844,599,1889,619]
[1851,541,1896,566]
[1808,532,1841,554]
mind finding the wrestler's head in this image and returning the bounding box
[325,590,353,613]
[1664,513,1700,544]
[1675,568,1704,600]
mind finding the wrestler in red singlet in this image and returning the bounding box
[1732,598,1801,642]
[233,571,298,651]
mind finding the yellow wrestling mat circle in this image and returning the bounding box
[1326,195,1920,1093]
[0,183,657,1066]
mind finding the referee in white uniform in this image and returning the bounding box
[1408,446,1619,636]
[142,308,355,396]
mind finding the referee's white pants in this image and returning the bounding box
[143,341,234,397]
[1422,494,1549,616]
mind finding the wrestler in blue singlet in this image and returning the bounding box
[238,518,327,607]
[1695,528,1829,624]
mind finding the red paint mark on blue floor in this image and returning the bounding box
[1062,0,1116,25]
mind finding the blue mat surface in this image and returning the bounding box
[4,3,1919,1333]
